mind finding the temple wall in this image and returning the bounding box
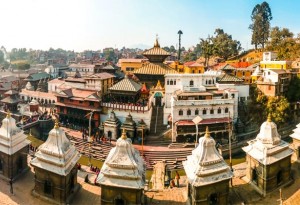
[101,185,143,205]
[0,146,28,180]
[246,154,292,195]
[33,166,78,204]
[101,107,152,128]
[190,179,230,205]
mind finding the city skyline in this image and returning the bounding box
[0,0,299,52]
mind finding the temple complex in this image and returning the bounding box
[133,38,178,87]
[30,119,81,204]
[0,111,30,181]
[183,126,233,205]
[242,115,293,196]
[290,123,300,163]
[97,129,145,205]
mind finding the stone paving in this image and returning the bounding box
[0,163,100,205]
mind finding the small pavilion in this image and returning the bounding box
[0,111,30,181]
[97,129,145,205]
[183,126,233,205]
[30,119,81,204]
[242,114,293,196]
[103,110,121,140]
[120,113,136,141]
[106,75,141,104]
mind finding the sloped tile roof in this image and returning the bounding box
[109,77,141,92]
[217,74,244,82]
[221,64,236,70]
[143,47,170,56]
[133,63,178,75]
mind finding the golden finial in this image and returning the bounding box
[205,126,210,138]
[121,128,127,139]
[6,110,11,118]
[155,80,162,89]
[154,34,160,47]
[267,113,272,122]
[54,118,59,129]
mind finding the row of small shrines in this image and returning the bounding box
[0,111,300,205]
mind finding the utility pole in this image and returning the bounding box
[177,30,183,61]
[228,111,233,186]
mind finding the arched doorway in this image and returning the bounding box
[114,195,125,205]
[252,168,258,185]
[277,170,283,185]
[209,193,218,205]
[154,92,163,107]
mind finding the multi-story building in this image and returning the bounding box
[164,74,237,143]
[118,58,148,75]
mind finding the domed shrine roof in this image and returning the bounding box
[0,111,30,155]
[30,119,81,176]
[183,127,233,187]
[96,129,145,189]
[242,114,293,165]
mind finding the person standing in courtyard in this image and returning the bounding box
[175,171,180,188]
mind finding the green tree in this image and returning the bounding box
[211,28,241,60]
[169,45,176,53]
[266,96,290,125]
[249,1,272,49]
[183,52,197,62]
[286,76,300,102]
[0,50,4,63]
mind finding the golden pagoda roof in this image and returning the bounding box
[143,46,170,56]
[133,62,178,75]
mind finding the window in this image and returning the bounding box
[195,109,199,115]
[174,80,176,85]
[190,80,194,87]
[203,109,206,115]
[79,101,83,104]
[44,180,52,195]
[208,80,212,84]
[187,109,191,115]
[268,85,271,90]
[179,110,183,116]
[89,101,94,106]
[218,108,221,114]
[60,97,64,102]
[268,71,270,75]
[167,80,169,85]
[170,80,173,85]
[225,107,229,113]
[210,109,214,114]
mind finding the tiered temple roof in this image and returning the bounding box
[183,127,233,186]
[0,112,30,155]
[30,120,81,176]
[242,115,293,165]
[96,129,145,189]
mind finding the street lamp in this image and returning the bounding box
[85,111,94,166]
[192,116,203,147]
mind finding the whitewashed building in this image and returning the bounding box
[30,120,81,204]
[97,129,145,205]
[242,115,293,196]
[183,127,233,204]
[0,112,30,181]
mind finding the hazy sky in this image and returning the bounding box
[0,0,299,52]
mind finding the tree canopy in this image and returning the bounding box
[249,1,272,49]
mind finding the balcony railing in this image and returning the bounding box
[101,101,151,113]
[174,98,234,106]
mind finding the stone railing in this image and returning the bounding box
[174,98,235,106]
[101,102,151,113]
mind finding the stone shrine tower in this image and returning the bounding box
[290,123,300,163]
[242,114,293,196]
[0,111,30,181]
[104,110,120,140]
[97,129,145,205]
[30,119,81,204]
[183,127,233,205]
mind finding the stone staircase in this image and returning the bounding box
[149,106,167,135]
